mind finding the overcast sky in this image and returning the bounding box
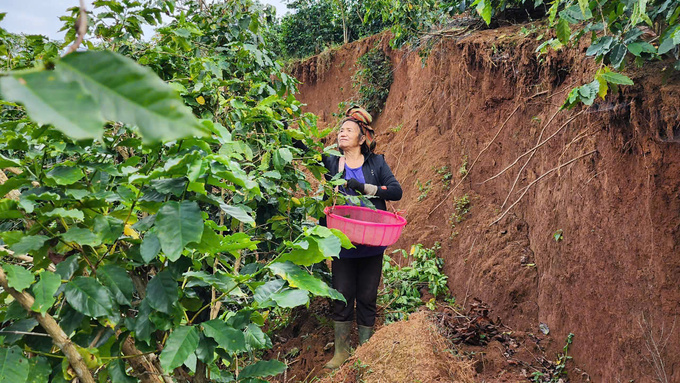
[0,0,288,40]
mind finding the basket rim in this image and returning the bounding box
[324,205,407,227]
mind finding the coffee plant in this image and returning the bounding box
[0,1,353,382]
[379,243,451,323]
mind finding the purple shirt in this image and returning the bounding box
[339,164,386,258]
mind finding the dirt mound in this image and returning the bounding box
[291,22,680,381]
[320,311,476,383]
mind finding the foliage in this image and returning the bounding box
[379,243,451,323]
[278,0,388,59]
[0,1,352,381]
[531,333,574,382]
[449,194,471,237]
[416,180,433,201]
[435,165,453,189]
[352,47,393,116]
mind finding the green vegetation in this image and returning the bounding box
[279,0,679,107]
[0,1,353,381]
[449,194,471,237]
[379,243,452,323]
[353,47,394,116]
[436,165,453,190]
[531,333,575,382]
[416,179,433,201]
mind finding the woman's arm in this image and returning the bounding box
[375,155,402,201]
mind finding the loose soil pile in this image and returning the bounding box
[290,20,680,381]
[320,311,476,383]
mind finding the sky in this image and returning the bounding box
[0,0,289,41]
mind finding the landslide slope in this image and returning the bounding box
[290,24,680,381]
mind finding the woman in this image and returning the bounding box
[319,106,403,369]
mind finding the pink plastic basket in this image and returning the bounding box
[324,205,407,246]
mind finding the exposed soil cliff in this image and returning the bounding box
[290,23,680,382]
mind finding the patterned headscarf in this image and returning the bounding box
[343,105,375,152]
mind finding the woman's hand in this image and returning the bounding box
[345,179,378,196]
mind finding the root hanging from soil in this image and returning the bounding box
[490,149,597,225]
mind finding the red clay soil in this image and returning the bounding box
[290,22,680,382]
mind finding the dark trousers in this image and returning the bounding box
[331,254,383,326]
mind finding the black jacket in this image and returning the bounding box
[321,152,402,210]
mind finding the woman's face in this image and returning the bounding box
[337,121,364,151]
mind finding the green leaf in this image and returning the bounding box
[245,323,271,350]
[108,359,136,383]
[0,71,106,140]
[201,319,247,354]
[276,239,325,266]
[155,200,203,261]
[58,51,203,143]
[219,203,255,224]
[31,271,62,314]
[3,263,34,291]
[9,235,49,254]
[314,235,342,258]
[556,18,571,45]
[159,325,199,372]
[184,271,237,293]
[474,0,492,25]
[64,276,115,318]
[253,279,285,305]
[195,333,217,363]
[267,261,344,301]
[0,199,22,219]
[140,233,161,264]
[94,215,124,244]
[239,360,286,379]
[133,299,154,343]
[271,289,309,308]
[0,346,30,383]
[600,72,634,85]
[627,42,656,56]
[146,270,178,314]
[98,265,133,306]
[26,356,51,383]
[46,166,85,185]
[44,208,85,221]
[577,0,589,19]
[55,255,80,280]
[61,227,101,247]
[330,228,354,249]
[608,43,627,69]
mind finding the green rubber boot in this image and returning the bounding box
[358,325,373,346]
[324,321,352,369]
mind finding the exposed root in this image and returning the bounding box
[490,149,597,226]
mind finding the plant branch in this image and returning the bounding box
[66,0,88,55]
[0,265,95,383]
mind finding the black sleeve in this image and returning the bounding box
[375,155,402,201]
[292,139,309,152]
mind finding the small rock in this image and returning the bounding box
[539,322,550,335]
